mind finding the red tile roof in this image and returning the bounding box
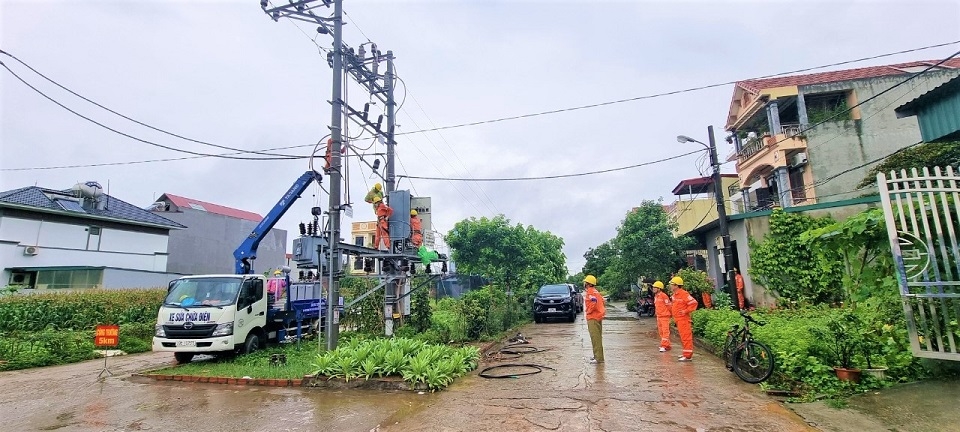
[737,59,960,93]
[160,193,262,222]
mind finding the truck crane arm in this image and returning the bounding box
[234,170,323,274]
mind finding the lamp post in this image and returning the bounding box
[677,125,738,309]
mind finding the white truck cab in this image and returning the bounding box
[153,274,268,364]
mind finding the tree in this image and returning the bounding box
[582,241,618,279]
[445,215,567,301]
[858,141,960,189]
[614,201,692,285]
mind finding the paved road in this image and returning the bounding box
[384,303,816,432]
[0,303,828,432]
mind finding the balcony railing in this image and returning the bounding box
[780,123,802,137]
[737,136,766,161]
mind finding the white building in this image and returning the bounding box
[0,182,185,290]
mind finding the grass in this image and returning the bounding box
[151,342,324,379]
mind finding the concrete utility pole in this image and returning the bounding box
[678,126,737,308]
[706,126,738,308]
[263,0,411,347]
[324,0,344,351]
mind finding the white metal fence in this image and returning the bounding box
[879,166,960,361]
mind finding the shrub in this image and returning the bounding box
[0,289,165,332]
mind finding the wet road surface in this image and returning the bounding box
[383,304,816,432]
[1,303,833,431]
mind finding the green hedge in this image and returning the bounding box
[0,322,155,371]
[0,289,165,332]
[691,307,922,399]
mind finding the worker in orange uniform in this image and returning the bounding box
[410,209,423,248]
[652,280,673,353]
[583,275,606,364]
[734,268,745,310]
[324,138,347,172]
[669,276,698,361]
[364,183,384,211]
[373,196,393,250]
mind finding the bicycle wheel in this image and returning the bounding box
[722,332,736,371]
[733,341,774,383]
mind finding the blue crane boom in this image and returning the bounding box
[234,170,323,274]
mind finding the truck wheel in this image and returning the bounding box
[243,333,261,355]
[174,352,194,364]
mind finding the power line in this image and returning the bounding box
[0,60,304,161]
[401,150,701,182]
[394,41,960,136]
[0,50,302,158]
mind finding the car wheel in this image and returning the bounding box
[568,311,576,323]
[243,332,261,355]
[534,314,542,323]
[174,352,194,364]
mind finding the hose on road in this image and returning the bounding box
[478,363,556,379]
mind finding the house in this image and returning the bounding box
[667,175,739,234]
[895,74,960,143]
[0,182,185,289]
[149,193,287,275]
[726,59,960,212]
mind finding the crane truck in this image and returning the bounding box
[152,170,331,364]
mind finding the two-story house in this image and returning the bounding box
[726,59,960,212]
[1,182,185,289]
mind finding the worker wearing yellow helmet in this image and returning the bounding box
[583,274,605,364]
[652,281,673,353]
[409,209,423,248]
[364,183,384,211]
[669,276,698,361]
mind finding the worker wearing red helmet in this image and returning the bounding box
[669,276,698,361]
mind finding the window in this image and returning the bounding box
[36,269,102,289]
[355,236,364,246]
[188,203,207,211]
[790,166,807,203]
[238,278,264,310]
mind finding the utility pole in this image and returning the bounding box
[324,0,345,351]
[707,125,738,308]
[383,51,398,336]
[263,0,408,347]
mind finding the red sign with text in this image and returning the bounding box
[94,325,119,347]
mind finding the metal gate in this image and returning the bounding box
[879,166,960,361]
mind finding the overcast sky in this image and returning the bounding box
[2,0,959,275]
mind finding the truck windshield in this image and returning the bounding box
[165,277,242,308]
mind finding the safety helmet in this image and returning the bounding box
[373,196,383,203]
[652,281,664,289]
[273,270,282,276]
[374,183,382,191]
[583,275,598,286]
[410,209,418,216]
[669,276,684,286]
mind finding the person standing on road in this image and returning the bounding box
[583,275,606,364]
[669,276,698,361]
[652,280,673,353]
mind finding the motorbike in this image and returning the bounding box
[636,292,655,317]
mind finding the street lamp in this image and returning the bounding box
[679,126,738,310]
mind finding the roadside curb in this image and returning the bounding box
[133,373,307,387]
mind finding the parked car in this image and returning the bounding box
[533,284,577,323]
[566,283,583,313]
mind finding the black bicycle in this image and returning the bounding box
[723,310,775,383]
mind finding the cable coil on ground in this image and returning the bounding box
[478,363,556,379]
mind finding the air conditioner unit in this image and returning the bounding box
[23,246,39,256]
[791,152,808,167]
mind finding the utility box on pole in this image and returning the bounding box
[387,190,412,249]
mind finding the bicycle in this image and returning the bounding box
[722,310,775,383]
